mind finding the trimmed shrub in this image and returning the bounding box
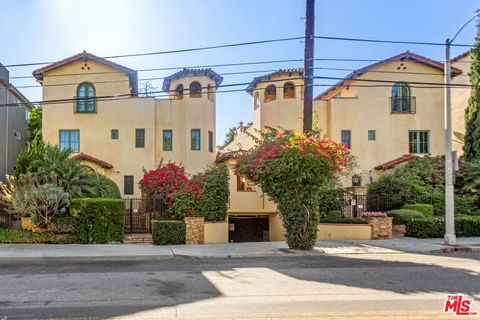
[90,173,121,199]
[406,216,480,238]
[0,228,71,244]
[402,204,433,218]
[152,220,185,245]
[319,212,368,224]
[195,164,229,222]
[387,209,425,225]
[70,198,124,244]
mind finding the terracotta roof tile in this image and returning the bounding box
[71,153,113,169]
[162,68,223,92]
[246,68,304,94]
[315,51,462,100]
[374,154,420,170]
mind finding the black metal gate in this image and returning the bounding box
[124,198,171,233]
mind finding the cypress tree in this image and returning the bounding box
[464,23,480,161]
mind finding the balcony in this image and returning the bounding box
[391,96,416,114]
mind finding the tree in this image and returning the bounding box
[464,25,480,161]
[235,129,350,250]
[27,106,42,142]
[223,126,237,147]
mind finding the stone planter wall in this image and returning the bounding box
[184,217,204,244]
[363,217,393,239]
[393,224,406,237]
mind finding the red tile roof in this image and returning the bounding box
[71,153,113,169]
[451,51,470,62]
[374,154,420,170]
[315,51,462,100]
[246,69,304,95]
[162,68,223,92]
[32,51,138,94]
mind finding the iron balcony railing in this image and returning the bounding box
[391,96,416,114]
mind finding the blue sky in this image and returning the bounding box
[0,0,478,143]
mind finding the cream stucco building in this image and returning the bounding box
[219,51,471,242]
[34,52,220,197]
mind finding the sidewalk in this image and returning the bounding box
[0,237,478,260]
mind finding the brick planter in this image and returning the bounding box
[184,217,204,245]
[362,217,393,240]
[393,224,406,237]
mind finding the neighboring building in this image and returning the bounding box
[451,51,471,156]
[0,63,33,182]
[219,51,470,242]
[34,51,221,197]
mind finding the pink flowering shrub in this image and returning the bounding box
[361,212,388,218]
[235,128,351,250]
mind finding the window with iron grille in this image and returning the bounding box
[76,83,96,113]
[391,82,413,113]
[409,131,429,154]
[135,129,145,148]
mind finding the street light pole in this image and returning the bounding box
[444,39,455,245]
[443,11,480,245]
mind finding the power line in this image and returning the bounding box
[314,76,476,88]
[315,35,474,48]
[10,59,304,79]
[4,37,304,68]
[13,69,282,89]
[316,67,470,77]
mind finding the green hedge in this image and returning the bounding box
[319,213,368,224]
[406,216,480,238]
[152,220,185,245]
[387,209,425,225]
[91,174,122,199]
[70,198,124,244]
[0,228,72,244]
[402,204,433,218]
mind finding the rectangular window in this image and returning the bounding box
[208,130,214,153]
[409,131,429,154]
[368,130,376,141]
[341,130,351,149]
[59,130,80,152]
[163,130,173,151]
[111,129,119,140]
[135,129,145,148]
[124,176,134,195]
[191,129,200,151]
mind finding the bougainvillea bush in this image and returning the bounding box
[139,162,229,222]
[235,129,350,250]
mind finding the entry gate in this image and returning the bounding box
[124,198,170,233]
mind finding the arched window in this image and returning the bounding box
[175,84,184,100]
[264,85,276,102]
[283,82,295,98]
[76,82,95,113]
[391,82,411,113]
[189,81,202,98]
[254,91,260,109]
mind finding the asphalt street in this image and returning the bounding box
[0,252,479,319]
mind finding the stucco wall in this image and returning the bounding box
[41,59,216,196]
[451,54,471,156]
[204,221,229,244]
[317,224,372,240]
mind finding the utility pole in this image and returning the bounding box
[444,39,455,245]
[303,0,315,132]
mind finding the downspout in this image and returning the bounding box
[5,86,9,179]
